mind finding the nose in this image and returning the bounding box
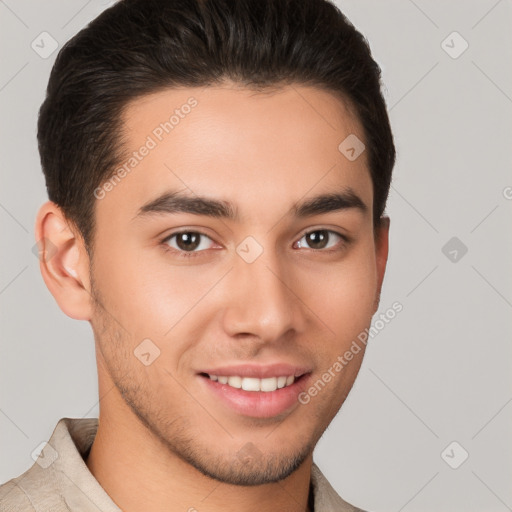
[220,246,306,344]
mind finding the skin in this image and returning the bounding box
[35,82,389,512]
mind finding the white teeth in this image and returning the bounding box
[208,374,296,392]
[260,377,277,392]
[277,376,287,389]
[241,377,260,392]
[227,376,242,389]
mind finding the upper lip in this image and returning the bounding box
[198,363,312,379]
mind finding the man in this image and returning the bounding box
[0,0,394,510]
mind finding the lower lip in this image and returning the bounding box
[199,374,311,419]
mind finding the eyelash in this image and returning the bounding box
[160,229,349,259]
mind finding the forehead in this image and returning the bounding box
[122,82,364,150]
[98,83,372,222]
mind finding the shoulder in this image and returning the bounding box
[0,464,76,512]
[0,476,36,511]
[1,418,119,512]
[0,417,92,512]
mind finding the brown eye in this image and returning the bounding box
[163,231,215,254]
[296,230,344,250]
[305,231,329,249]
[175,232,201,251]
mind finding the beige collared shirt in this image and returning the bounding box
[0,418,365,511]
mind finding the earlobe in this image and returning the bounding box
[34,201,93,321]
[373,216,390,313]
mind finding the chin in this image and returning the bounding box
[185,447,312,486]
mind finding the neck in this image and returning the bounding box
[85,388,314,512]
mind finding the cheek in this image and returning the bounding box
[327,272,376,327]
[302,247,378,339]
[93,240,223,337]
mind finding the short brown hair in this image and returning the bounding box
[37,0,395,253]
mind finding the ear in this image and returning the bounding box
[34,201,93,320]
[372,216,390,313]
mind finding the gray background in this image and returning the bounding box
[1,1,511,510]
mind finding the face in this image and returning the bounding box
[87,82,388,485]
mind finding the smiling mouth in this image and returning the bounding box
[199,373,307,392]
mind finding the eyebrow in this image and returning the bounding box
[135,188,367,221]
